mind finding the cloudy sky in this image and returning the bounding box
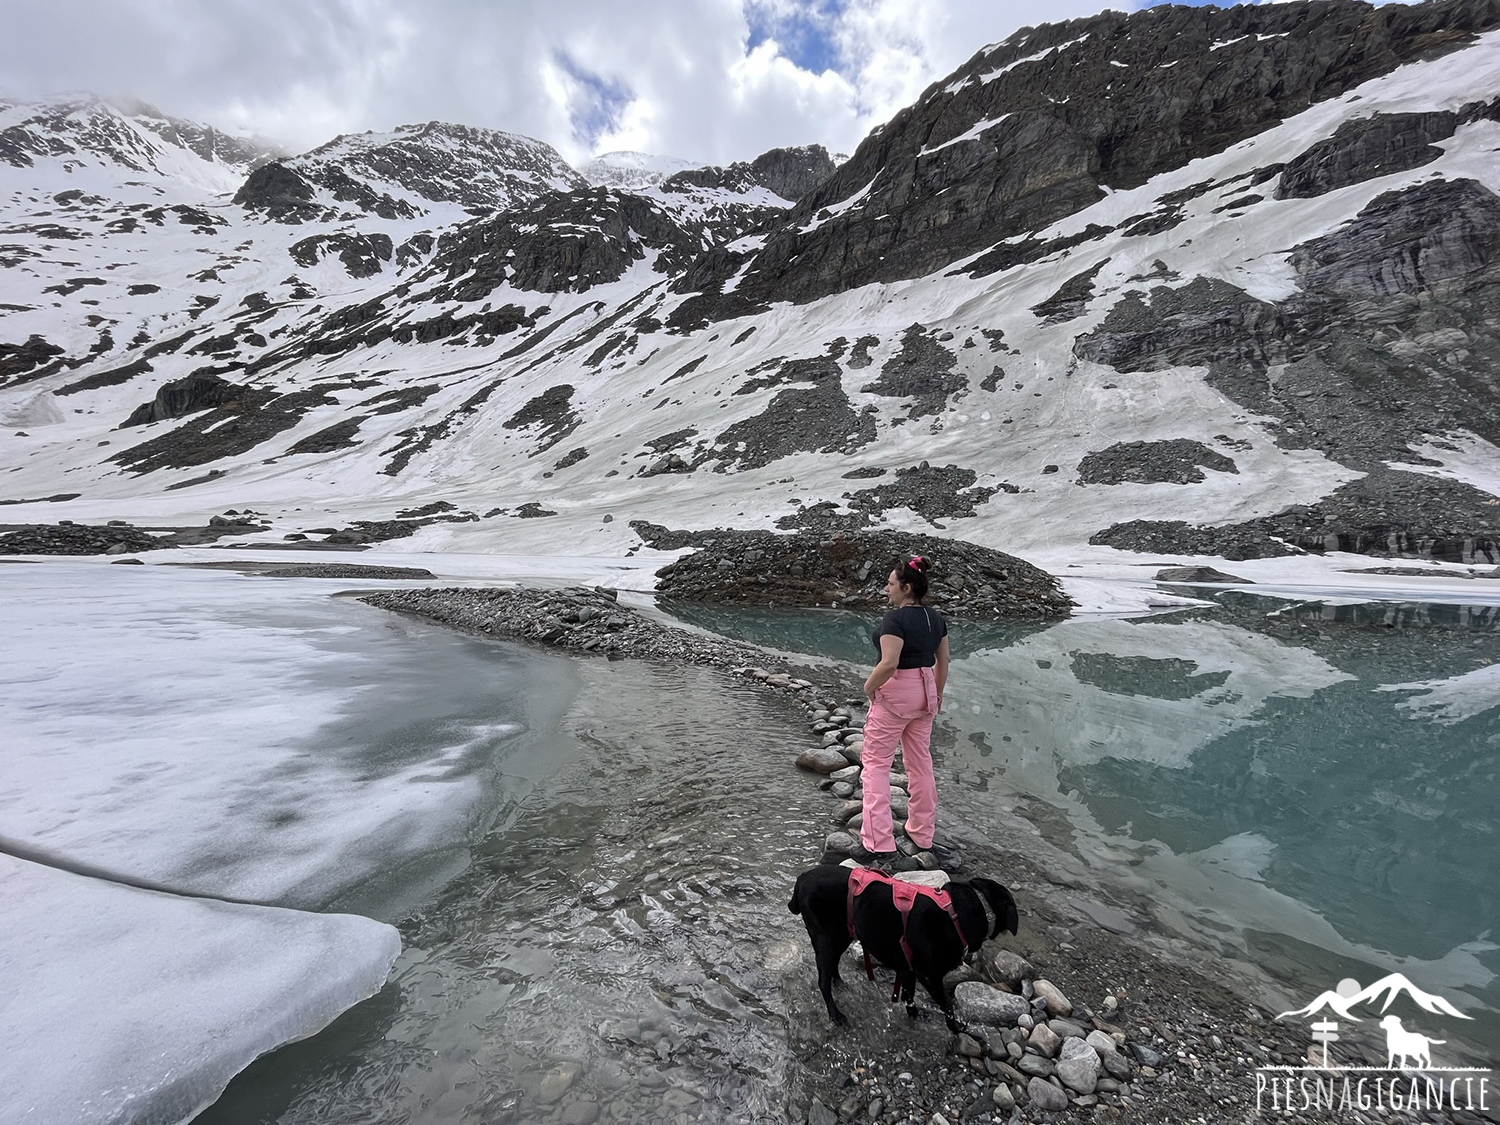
[1,0,1390,167]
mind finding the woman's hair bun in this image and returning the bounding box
[908,555,931,573]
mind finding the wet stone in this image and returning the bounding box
[539,1062,582,1103]
[797,747,850,773]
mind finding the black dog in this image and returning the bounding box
[789,864,1019,1032]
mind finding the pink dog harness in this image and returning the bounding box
[846,868,968,992]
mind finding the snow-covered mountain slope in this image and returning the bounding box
[2,0,1499,572]
[582,150,700,190]
[0,95,280,184]
[235,121,588,223]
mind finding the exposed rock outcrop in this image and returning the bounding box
[1275,111,1458,198]
[1076,440,1238,486]
[634,524,1072,619]
[122,371,247,427]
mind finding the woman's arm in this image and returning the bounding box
[864,634,904,699]
[934,635,950,710]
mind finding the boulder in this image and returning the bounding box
[953,982,1030,1026]
[796,747,849,773]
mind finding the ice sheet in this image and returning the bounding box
[0,562,557,910]
[0,853,400,1125]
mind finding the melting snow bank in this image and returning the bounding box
[0,853,399,1125]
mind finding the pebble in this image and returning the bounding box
[539,1062,582,1103]
[1031,978,1073,1017]
[1085,1030,1117,1058]
[1056,1037,1100,1094]
[1027,1077,1069,1111]
[807,1097,836,1125]
[981,949,1032,989]
[990,1083,1015,1111]
[1027,1023,1061,1058]
[824,832,857,856]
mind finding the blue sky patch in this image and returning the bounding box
[745,0,847,75]
[554,52,633,148]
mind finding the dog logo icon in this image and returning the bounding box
[1379,1015,1446,1070]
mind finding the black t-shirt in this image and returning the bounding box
[872,605,948,669]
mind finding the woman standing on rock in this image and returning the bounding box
[857,556,949,873]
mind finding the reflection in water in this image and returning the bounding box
[664,593,1500,1060]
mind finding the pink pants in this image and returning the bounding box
[860,666,938,853]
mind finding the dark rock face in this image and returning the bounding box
[860,325,966,419]
[1076,439,1238,486]
[0,335,66,384]
[1275,112,1457,199]
[1031,260,1110,324]
[288,232,394,278]
[634,524,1072,619]
[1093,470,1500,564]
[502,384,579,453]
[844,464,1000,521]
[233,162,320,223]
[674,0,1500,313]
[1155,566,1250,584]
[1080,177,1500,513]
[1089,519,1300,561]
[421,189,708,300]
[710,358,874,470]
[287,416,364,454]
[661,144,835,202]
[1073,277,1287,372]
[55,358,153,396]
[111,385,344,472]
[122,372,247,426]
[1292,176,1500,303]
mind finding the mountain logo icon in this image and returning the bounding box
[1274,973,1476,1074]
[1277,973,1473,1025]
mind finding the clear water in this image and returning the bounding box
[663,592,1500,1065]
[197,659,857,1125]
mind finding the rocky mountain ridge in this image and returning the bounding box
[3,0,1499,575]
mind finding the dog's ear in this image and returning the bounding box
[976,879,1019,937]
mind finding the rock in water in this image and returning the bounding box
[796,747,850,773]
